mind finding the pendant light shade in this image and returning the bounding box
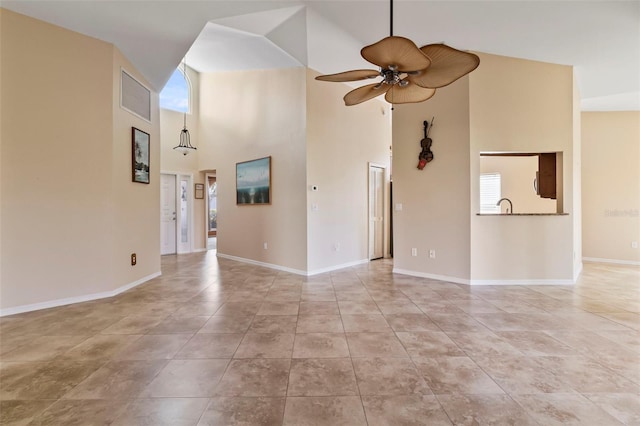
[173,58,197,156]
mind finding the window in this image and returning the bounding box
[480,173,501,213]
[160,68,189,113]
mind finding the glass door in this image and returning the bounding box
[208,176,217,237]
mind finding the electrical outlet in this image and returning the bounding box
[263,242,268,250]
[411,248,417,257]
[334,242,341,252]
[131,253,137,265]
[632,241,638,249]
[429,250,436,259]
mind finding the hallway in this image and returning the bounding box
[1,253,638,424]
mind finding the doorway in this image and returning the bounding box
[368,163,385,260]
[160,172,193,255]
[206,172,217,251]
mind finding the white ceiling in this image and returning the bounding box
[3,1,639,110]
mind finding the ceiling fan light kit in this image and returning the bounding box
[315,0,479,106]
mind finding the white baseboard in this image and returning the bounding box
[583,257,640,266]
[217,253,308,276]
[216,253,369,276]
[392,268,471,285]
[0,271,161,317]
[307,259,370,276]
[192,248,207,253]
[469,278,574,286]
[392,268,574,286]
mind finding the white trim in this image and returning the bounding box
[573,261,583,282]
[393,268,471,285]
[0,271,161,317]
[216,253,369,276]
[392,268,574,286]
[161,171,195,254]
[583,257,640,266]
[177,174,194,254]
[469,278,574,286]
[368,163,386,261]
[308,259,370,276]
[217,253,307,275]
[193,248,207,253]
[205,172,217,250]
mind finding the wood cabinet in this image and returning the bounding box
[537,153,556,199]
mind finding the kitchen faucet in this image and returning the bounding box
[496,198,513,214]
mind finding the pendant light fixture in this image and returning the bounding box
[173,58,197,156]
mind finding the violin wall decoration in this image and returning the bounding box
[418,117,435,170]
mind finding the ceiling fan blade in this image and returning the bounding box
[361,36,431,72]
[409,44,480,88]
[385,81,436,104]
[315,69,381,82]
[343,83,390,106]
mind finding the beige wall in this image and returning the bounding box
[582,111,640,263]
[0,10,160,312]
[470,53,576,282]
[480,156,556,214]
[572,74,582,276]
[306,69,391,272]
[111,49,161,288]
[198,68,308,272]
[392,79,472,282]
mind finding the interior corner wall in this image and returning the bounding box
[392,79,471,283]
[111,48,161,289]
[198,68,308,273]
[469,53,575,283]
[1,9,113,310]
[159,65,206,251]
[305,69,391,273]
[572,73,582,276]
[582,111,640,264]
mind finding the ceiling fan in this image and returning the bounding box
[315,0,480,106]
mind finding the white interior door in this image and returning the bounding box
[160,174,177,255]
[369,165,385,260]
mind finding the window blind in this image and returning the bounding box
[480,173,501,213]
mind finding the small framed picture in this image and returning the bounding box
[195,183,205,199]
[132,127,150,184]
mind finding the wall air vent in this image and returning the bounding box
[121,69,151,122]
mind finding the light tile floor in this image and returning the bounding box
[1,253,639,425]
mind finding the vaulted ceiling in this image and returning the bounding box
[3,1,639,110]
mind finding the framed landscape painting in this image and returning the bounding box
[236,156,271,205]
[132,127,150,184]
